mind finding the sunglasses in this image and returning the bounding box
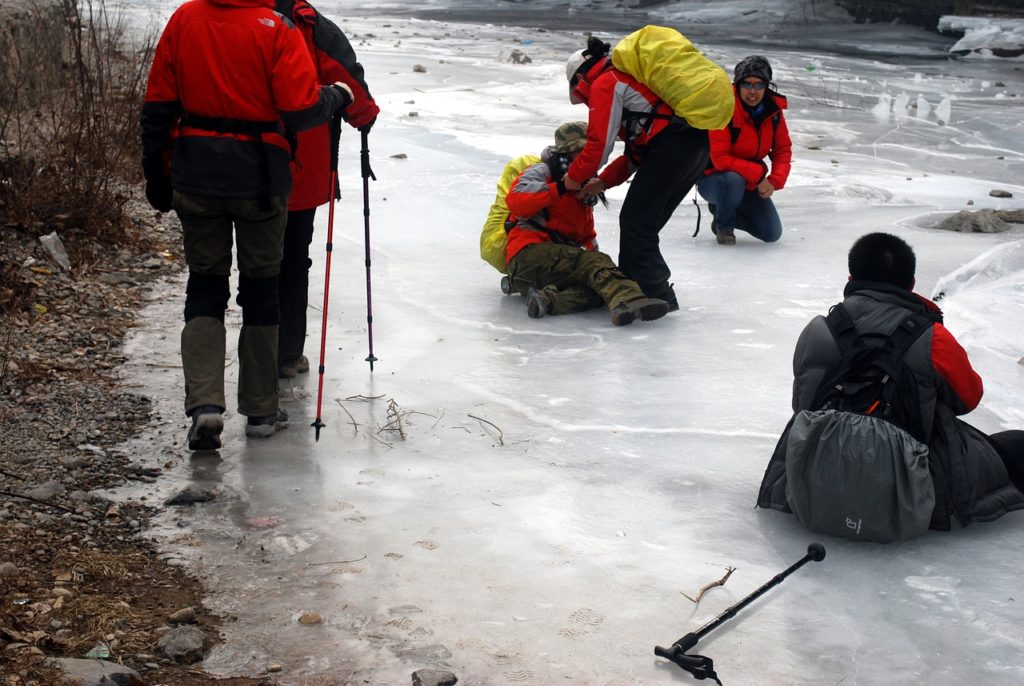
[739,81,767,92]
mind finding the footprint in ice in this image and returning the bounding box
[414,539,440,550]
[568,607,604,626]
[504,670,536,682]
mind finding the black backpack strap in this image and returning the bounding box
[824,303,858,352]
[826,303,931,358]
[887,313,932,357]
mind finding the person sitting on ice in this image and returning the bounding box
[697,55,792,245]
[757,232,1024,540]
[504,122,670,327]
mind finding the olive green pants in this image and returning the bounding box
[507,242,645,315]
[174,192,287,418]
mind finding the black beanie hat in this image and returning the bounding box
[733,55,772,84]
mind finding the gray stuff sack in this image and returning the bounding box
[785,409,934,543]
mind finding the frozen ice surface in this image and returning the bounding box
[117,2,1024,684]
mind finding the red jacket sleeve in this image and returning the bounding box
[271,23,320,113]
[567,74,622,185]
[140,18,181,181]
[598,155,632,188]
[930,323,983,414]
[304,4,380,129]
[767,113,792,190]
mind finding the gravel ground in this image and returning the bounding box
[0,190,268,685]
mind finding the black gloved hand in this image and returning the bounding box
[331,82,354,110]
[145,177,173,213]
[359,117,376,136]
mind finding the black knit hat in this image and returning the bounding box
[733,55,772,84]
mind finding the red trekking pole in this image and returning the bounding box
[360,128,378,372]
[312,114,343,441]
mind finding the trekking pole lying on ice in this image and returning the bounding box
[360,128,378,372]
[655,543,826,685]
[312,114,344,442]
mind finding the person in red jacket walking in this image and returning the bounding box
[505,122,670,326]
[140,0,351,450]
[698,55,792,245]
[564,37,711,311]
[274,0,380,379]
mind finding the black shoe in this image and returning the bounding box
[187,405,223,451]
[649,283,679,312]
[610,297,671,326]
[526,287,552,319]
[245,409,289,438]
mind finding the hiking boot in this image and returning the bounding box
[610,297,671,326]
[245,408,289,439]
[714,222,736,245]
[187,405,223,451]
[279,355,310,379]
[526,287,552,319]
[649,283,679,312]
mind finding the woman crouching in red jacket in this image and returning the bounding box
[697,55,792,246]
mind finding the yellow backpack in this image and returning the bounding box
[480,154,541,274]
[610,25,734,131]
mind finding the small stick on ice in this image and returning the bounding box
[682,566,736,605]
[468,413,504,446]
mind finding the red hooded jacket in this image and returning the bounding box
[505,160,598,263]
[279,0,379,210]
[706,88,792,191]
[566,59,676,189]
[141,0,346,198]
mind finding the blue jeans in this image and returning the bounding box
[696,171,783,243]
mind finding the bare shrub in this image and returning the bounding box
[0,0,154,240]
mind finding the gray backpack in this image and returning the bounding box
[780,304,935,543]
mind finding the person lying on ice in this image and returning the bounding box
[504,122,671,327]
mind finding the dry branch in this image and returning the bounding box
[682,566,736,605]
[468,413,504,446]
[334,398,360,436]
[0,489,76,514]
[378,398,407,440]
[308,555,367,566]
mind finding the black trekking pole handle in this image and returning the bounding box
[329,113,342,173]
[655,544,825,680]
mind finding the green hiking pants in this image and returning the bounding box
[507,242,645,315]
[174,192,287,418]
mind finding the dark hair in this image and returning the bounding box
[584,36,611,60]
[848,233,916,289]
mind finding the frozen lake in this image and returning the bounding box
[117,2,1024,684]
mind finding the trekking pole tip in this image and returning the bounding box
[311,417,325,442]
[366,353,378,372]
[807,543,826,562]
